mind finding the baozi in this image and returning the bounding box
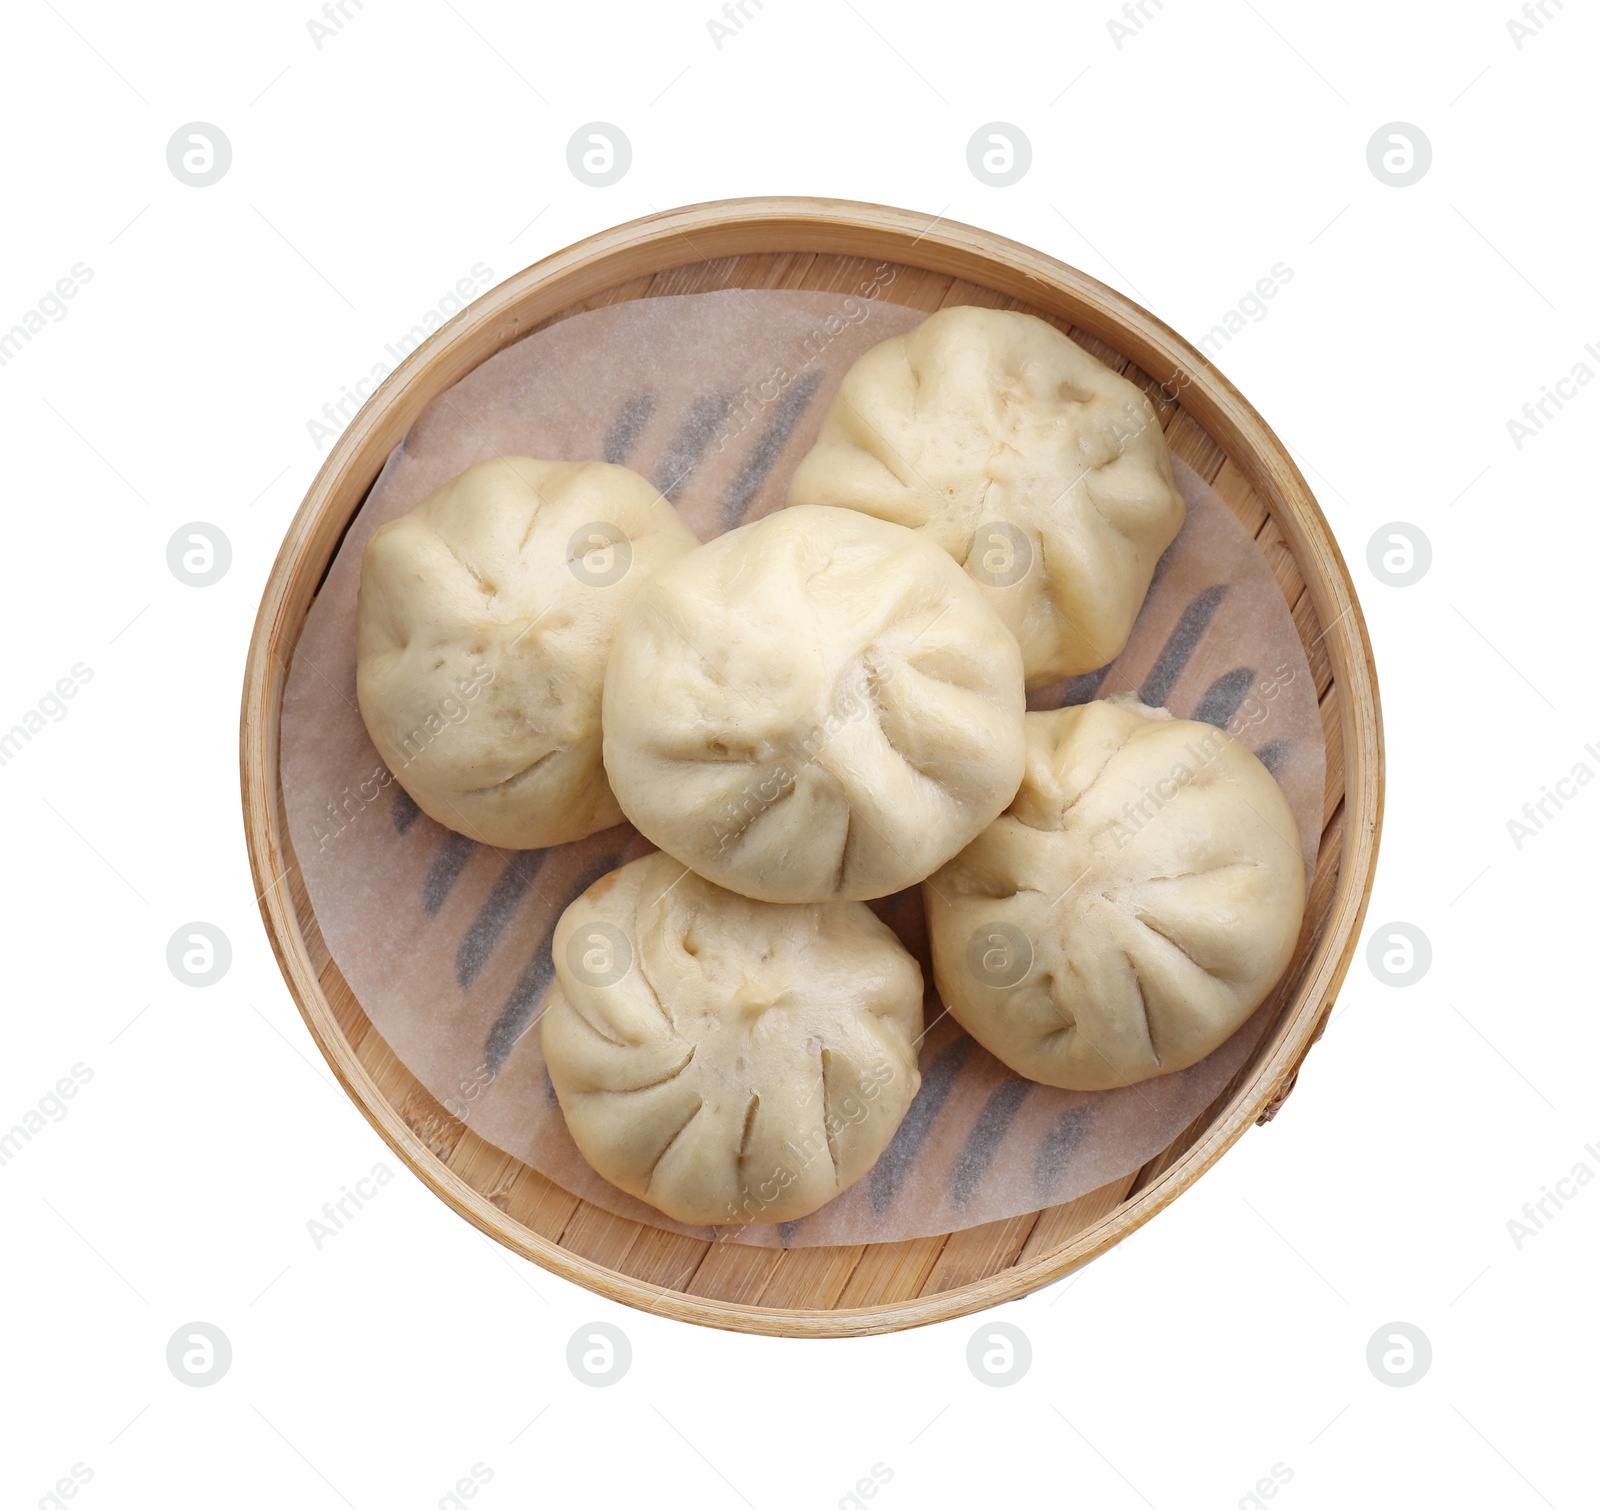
[924,697,1305,1089]
[542,851,924,1226]
[356,456,699,849]
[788,305,1186,687]
[601,504,1028,903]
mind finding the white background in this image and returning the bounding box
[1,1,1594,1506]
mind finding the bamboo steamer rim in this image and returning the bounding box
[240,196,1383,1337]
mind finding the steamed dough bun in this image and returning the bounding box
[356,456,699,848]
[542,851,924,1226]
[601,503,1027,903]
[787,305,1186,687]
[924,697,1305,1089]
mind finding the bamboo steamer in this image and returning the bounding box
[240,198,1383,1338]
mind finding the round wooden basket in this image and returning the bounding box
[242,197,1382,1338]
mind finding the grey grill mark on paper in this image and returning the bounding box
[1192,666,1256,729]
[656,392,735,499]
[480,846,631,1076]
[456,853,547,991]
[867,1035,976,1216]
[1058,666,1114,707]
[1146,530,1182,593]
[603,393,657,464]
[392,786,421,834]
[717,369,826,532]
[949,1076,1032,1209]
[485,947,556,1077]
[484,939,556,1076]
[422,830,479,917]
[1140,584,1228,707]
[1254,738,1291,779]
[1034,1103,1094,1192]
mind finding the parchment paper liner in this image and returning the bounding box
[280,288,1323,1247]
